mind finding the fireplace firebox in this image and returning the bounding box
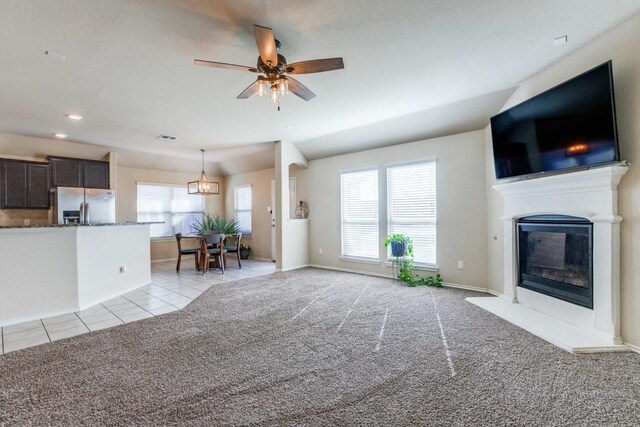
[517,215,593,309]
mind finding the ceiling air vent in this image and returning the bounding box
[157,134,178,141]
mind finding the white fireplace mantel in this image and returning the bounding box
[468,163,629,353]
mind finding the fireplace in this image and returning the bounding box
[517,215,593,309]
[467,164,629,351]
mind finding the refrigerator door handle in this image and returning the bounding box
[80,202,85,225]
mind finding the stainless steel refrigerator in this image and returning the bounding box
[54,187,116,225]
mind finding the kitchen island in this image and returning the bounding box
[0,223,152,326]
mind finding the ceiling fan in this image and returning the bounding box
[194,24,344,107]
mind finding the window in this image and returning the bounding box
[136,183,204,238]
[341,169,379,259]
[234,185,252,235]
[387,161,437,265]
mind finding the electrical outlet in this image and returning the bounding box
[457,260,464,270]
[23,219,30,226]
[318,248,323,255]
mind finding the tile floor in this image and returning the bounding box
[0,258,275,355]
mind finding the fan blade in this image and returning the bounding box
[194,59,258,73]
[237,80,260,99]
[284,58,344,74]
[287,77,316,101]
[254,24,278,67]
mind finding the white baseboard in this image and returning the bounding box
[279,264,310,272]
[151,257,178,263]
[309,264,493,294]
[625,342,640,354]
[442,282,489,293]
[308,263,393,279]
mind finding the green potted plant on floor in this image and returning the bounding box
[384,233,442,287]
[239,244,251,260]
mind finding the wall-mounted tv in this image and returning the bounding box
[490,61,620,180]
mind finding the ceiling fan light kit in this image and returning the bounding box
[195,24,344,109]
[188,149,219,195]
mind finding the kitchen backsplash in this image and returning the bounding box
[0,209,52,226]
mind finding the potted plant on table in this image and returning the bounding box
[191,213,240,235]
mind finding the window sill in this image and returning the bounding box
[384,261,439,272]
[288,218,309,223]
[339,256,381,265]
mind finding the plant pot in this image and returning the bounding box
[390,240,407,257]
[240,247,251,260]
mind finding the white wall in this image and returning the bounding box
[307,130,488,287]
[224,168,275,260]
[76,225,151,307]
[484,14,640,347]
[275,141,309,271]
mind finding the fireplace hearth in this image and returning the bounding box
[517,215,593,309]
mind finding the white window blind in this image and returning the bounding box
[234,185,252,235]
[137,183,204,238]
[341,169,379,259]
[387,161,437,265]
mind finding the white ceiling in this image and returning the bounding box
[1,0,639,174]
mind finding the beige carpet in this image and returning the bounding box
[1,268,639,426]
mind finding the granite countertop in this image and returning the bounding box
[0,222,162,230]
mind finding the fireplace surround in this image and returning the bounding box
[468,163,628,352]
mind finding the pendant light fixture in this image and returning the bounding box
[188,149,219,195]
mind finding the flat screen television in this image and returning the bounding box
[490,61,620,180]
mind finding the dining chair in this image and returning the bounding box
[224,232,242,269]
[175,233,200,272]
[201,232,227,274]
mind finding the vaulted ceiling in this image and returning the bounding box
[1,0,639,174]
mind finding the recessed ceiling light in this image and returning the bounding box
[554,35,568,46]
[53,133,67,138]
[66,114,83,120]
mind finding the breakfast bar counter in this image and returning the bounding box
[0,223,152,326]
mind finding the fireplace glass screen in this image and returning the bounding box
[517,215,593,309]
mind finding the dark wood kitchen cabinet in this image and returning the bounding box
[82,160,110,189]
[0,160,50,209]
[49,157,83,188]
[1,160,27,208]
[48,156,109,189]
[26,163,50,208]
